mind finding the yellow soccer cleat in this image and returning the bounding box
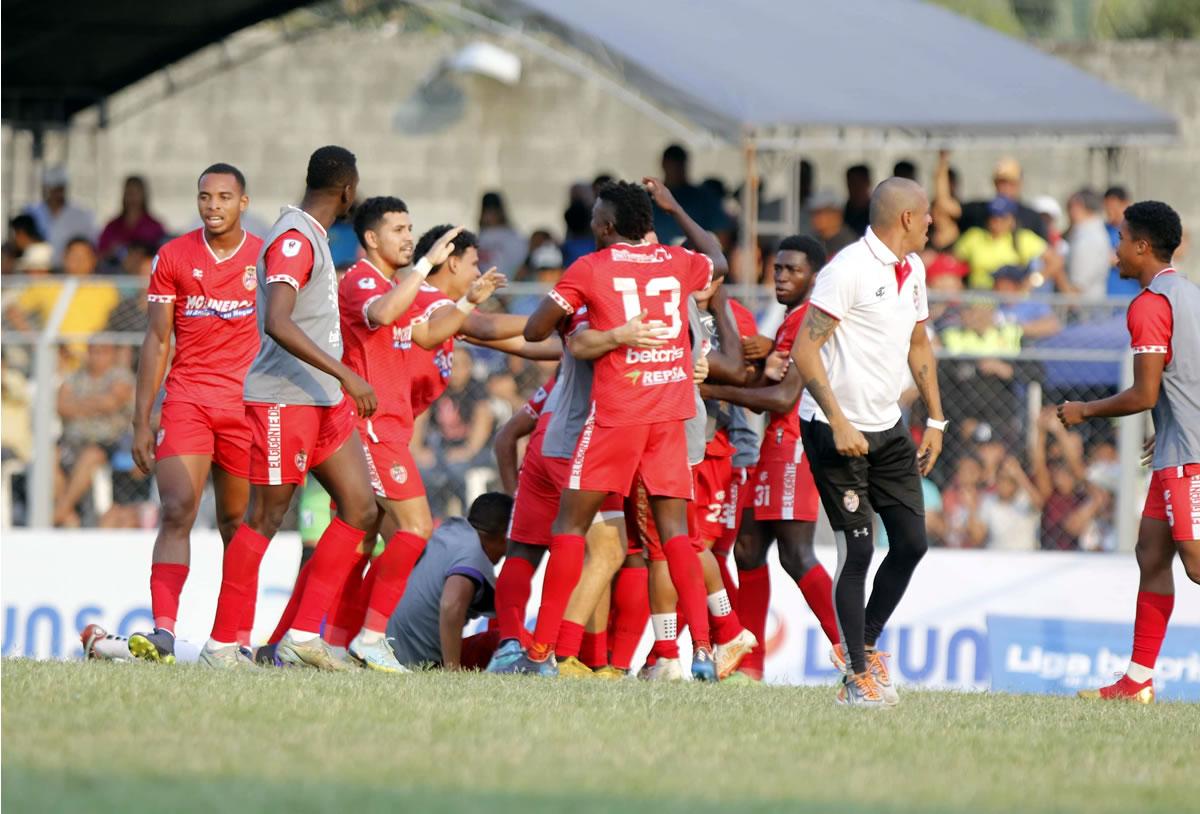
[556,656,594,678]
[591,665,627,680]
[1078,677,1154,704]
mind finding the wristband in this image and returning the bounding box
[455,297,476,315]
[414,257,433,278]
[926,418,949,432]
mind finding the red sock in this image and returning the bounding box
[150,562,188,634]
[326,552,371,648]
[708,591,744,646]
[529,534,585,660]
[1130,590,1174,674]
[362,531,427,633]
[713,548,739,610]
[797,564,839,646]
[495,557,536,642]
[268,560,310,645]
[289,517,367,634]
[662,535,710,650]
[737,565,770,679]
[211,525,270,642]
[580,630,608,669]
[650,614,680,661]
[237,570,258,647]
[557,620,585,660]
[609,567,649,671]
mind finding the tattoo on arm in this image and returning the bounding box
[805,308,838,342]
[806,378,840,420]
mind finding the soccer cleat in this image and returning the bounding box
[276,633,352,672]
[714,629,758,680]
[80,624,108,660]
[348,632,409,673]
[486,639,525,673]
[128,629,177,665]
[81,625,133,662]
[198,643,255,670]
[556,656,594,678]
[1078,676,1155,704]
[643,657,685,682]
[592,665,628,680]
[721,670,760,686]
[493,652,559,677]
[836,672,886,708]
[254,643,278,666]
[831,644,898,706]
[691,647,718,682]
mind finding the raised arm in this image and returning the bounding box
[702,287,750,385]
[410,270,506,350]
[643,177,729,278]
[792,306,868,457]
[907,322,945,475]
[132,301,174,474]
[366,227,464,327]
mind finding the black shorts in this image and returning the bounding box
[799,419,924,531]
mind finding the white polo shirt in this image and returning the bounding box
[799,227,928,432]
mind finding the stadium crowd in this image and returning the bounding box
[1,146,1186,552]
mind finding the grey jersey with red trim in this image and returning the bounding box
[1148,272,1200,469]
[687,299,710,466]
[243,207,343,406]
[542,333,594,461]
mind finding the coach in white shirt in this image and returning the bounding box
[792,177,946,707]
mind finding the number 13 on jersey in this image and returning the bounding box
[613,277,682,339]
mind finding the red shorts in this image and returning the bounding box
[1143,464,1200,542]
[626,475,701,562]
[752,454,819,522]
[509,449,624,547]
[693,455,734,543]
[715,465,755,555]
[360,424,425,502]
[245,398,356,486]
[155,400,252,478]
[569,417,692,499]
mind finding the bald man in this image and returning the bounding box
[790,177,945,707]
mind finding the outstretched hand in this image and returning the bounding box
[467,268,507,304]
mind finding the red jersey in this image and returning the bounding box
[339,259,415,441]
[760,304,808,463]
[524,375,556,451]
[551,242,713,426]
[147,228,263,406]
[705,298,760,459]
[1127,283,1174,366]
[405,284,456,417]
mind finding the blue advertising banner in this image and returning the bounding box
[987,615,1200,701]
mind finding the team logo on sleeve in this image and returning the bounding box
[843,489,860,513]
[913,283,921,309]
[295,451,309,473]
[358,277,377,290]
[390,464,408,484]
[282,239,302,257]
[243,266,257,291]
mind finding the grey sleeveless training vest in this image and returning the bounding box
[1147,272,1200,469]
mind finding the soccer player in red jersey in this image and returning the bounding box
[201,146,379,670]
[126,164,263,663]
[514,178,725,679]
[702,235,842,681]
[1058,201,1200,703]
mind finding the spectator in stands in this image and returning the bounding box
[561,199,594,267]
[97,175,166,262]
[806,189,857,258]
[959,157,1047,239]
[413,345,496,516]
[510,242,563,316]
[652,144,728,244]
[940,455,988,548]
[941,298,1023,437]
[893,159,918,181]
[929,151,961,251]
[1065,188,1113,300]
[978,456,1041,550]
[842,164,872,236]
[24,166,96,267]
[1078,443,1119,552]
[106,242,155,370]
[7,214,48,259]
[1,356,32,466]
[954,197,1064,290]
[1102,185,1131,243]
[992,265,1062,340]
[1030,195,1066,256]
[477,191,527,278]
[53,342,134,526]
[1031,407,1088,551]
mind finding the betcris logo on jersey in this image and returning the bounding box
[184,295,254,319]
[987,615,1200,701]
[623,346,687,387]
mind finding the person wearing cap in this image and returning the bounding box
[1030,195,1066,252]
[1066,188,1115,300]
[807,188,858,258]
[24,166,96,267]
[992,264,1061,340]
[958,157,1047,240]
[953,196,1063,290]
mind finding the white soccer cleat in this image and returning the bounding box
[348,632,410,673]
[644,657,685,682]
[714,629,758,680]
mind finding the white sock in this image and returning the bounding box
[174,639,202,663]
[651,613,677,643]
[286,629,320,642]
[707,589,732,617]
[359,629,384,645]
[206,639,235,651]
[1126,661,1154,683]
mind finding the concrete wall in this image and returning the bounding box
[3,27,1197,262]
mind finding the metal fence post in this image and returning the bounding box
[1116,348,1141,552]
[28,278,79,528]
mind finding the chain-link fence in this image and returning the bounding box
[2,276,1148,552]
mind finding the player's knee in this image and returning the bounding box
[779,543,817,579]
[159,489,200,530]
[733,539,765,571]
[1134,537,1173,574]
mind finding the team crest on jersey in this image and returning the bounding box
[157,429,166,446]
[243,266,257,291]
[390,464,407,484]
[193,268,204,279]
[358,277,377,290]
[759,470,769,483]
[843,489,860,513]
[295,451,309,472]
[282,238,302,258]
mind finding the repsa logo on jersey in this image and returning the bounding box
[183,295,255,319]
[624,366,689,387]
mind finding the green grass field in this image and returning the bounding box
[2,659,1196,813]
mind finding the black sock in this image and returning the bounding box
[864,505,928,647]
[833,522,874,675]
